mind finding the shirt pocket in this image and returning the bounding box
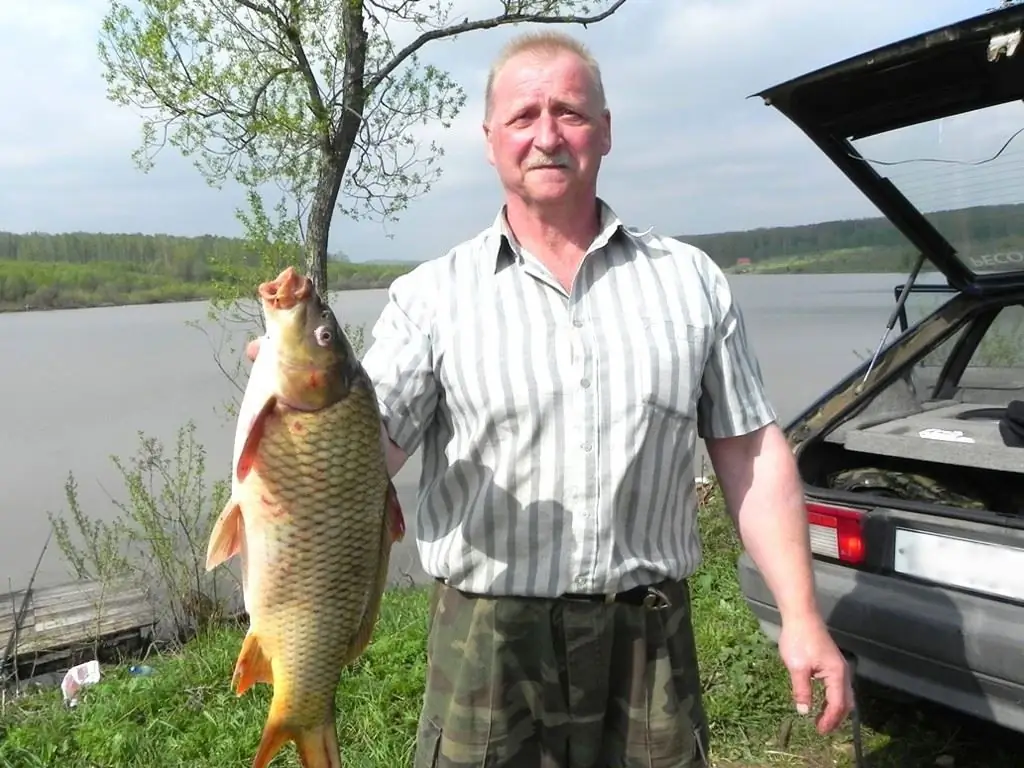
[636,319,708,423]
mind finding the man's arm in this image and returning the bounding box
[693,252,851,733]
[705,423,819,625]
[361,266,439,475]
[693,253,813,616]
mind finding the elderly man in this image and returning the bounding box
[250,29,852,768]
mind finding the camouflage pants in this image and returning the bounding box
[413,578,710,768]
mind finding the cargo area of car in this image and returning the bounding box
[795,391,1024,520]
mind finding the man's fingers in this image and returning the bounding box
[788,665,813,716]
[815,663,855,734]
[245,337,261,362]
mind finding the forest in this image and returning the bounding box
[3,202,1023,311]
[0,231,414,312]
[679,202,1024,274]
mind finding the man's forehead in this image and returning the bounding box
[491,52,598,103]
[494,50,592,90]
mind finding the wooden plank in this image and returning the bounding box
[36,602,152,635]
[0,578,157,662]
[0,590,32,631]
[34,592,149,625]
[33,581,145,609]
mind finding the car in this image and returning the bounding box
[736,1,1024,746]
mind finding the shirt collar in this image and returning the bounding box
[488,197,637,272]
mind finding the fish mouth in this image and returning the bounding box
[258,266,313,310]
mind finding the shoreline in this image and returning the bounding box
[0,280,402,315]
[0,268,923,316]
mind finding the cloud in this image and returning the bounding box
[0,0,1009,260]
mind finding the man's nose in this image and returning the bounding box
[533,113,562,151]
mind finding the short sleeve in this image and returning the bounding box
[696,262,778,439]
[360,267,439,456]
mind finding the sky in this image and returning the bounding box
[0,0,1017,264]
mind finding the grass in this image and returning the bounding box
[2,487,1023,767]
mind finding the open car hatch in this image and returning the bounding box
[756,4,1024,296]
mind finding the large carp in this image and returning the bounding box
[205,266,405,768]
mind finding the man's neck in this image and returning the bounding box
[504,195,601,261]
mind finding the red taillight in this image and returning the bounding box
[806,501,866,565]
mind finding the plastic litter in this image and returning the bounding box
[61,659,101,707]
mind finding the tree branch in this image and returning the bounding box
[365,0,630,94]
[282,1,329,132]
[335,0,368,155]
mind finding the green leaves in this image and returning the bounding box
[96,0,632,271]
[96,0,631,395]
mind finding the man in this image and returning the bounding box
[249,30,852,768]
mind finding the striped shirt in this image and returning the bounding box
[360,199,777,598]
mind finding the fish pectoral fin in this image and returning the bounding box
[206,500,244,571]
[236,395,278,482]
[232,631,274,696]
[386,480,405,543]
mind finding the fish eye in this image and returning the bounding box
[314,325,333,347]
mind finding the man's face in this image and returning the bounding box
[483,50,611,207]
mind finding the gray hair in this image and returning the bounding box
[484,30,607,120]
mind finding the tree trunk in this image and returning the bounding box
[303,0,367,298]
[304,156,347,297]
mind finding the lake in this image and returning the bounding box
[0,271,924,595]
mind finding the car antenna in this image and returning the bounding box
[856,250,927,393]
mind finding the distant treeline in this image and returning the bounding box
[676,202,1024,273]
[0,231,416,312]
[5,202,1024,311]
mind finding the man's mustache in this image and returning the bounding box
[524,151,573,169]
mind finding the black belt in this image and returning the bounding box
[561,583,673,610]
[436,578,675,610]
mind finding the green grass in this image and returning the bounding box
[2,488,1022,766]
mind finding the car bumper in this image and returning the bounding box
[737,551,1024,733]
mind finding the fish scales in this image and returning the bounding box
[243,387,389,723]
[205,266,405,768]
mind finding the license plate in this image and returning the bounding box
[893,528,1024,602]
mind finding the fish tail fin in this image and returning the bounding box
[250,716,294,768]
[294,721,343,768]
[251,708,342,768]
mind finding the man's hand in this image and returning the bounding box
[778,613,854,733]
[245,337,262,362]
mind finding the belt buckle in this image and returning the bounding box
[641,586,672,611]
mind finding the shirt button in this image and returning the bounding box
[581,377,591,388]
[582,442,593,452]
[573,319,583,328]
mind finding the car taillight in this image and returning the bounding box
[806,501,866,565]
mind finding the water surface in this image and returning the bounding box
[0,272,920,592]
